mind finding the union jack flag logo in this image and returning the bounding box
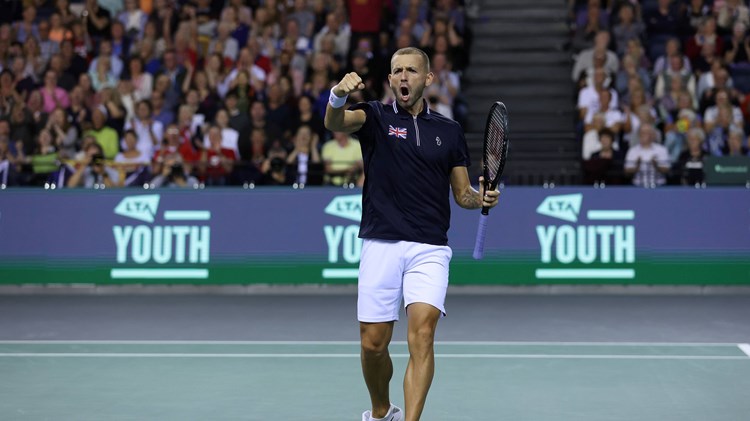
[388,125,407,139]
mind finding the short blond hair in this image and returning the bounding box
[391,47,431,72]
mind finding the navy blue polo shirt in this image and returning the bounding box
[350,100,470,246]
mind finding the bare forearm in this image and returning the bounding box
[456,186,482,209]
[324,104,346,132]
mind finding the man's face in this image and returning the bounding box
[100,41,112,57]
[638,126,652,146]
[388,53,433,110]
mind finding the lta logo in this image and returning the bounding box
[322,194,363,280]
[535,194,636,280]
[111,195,212,280]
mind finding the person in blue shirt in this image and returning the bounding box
[325,47,499,421]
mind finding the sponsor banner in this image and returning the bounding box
[0,188,748,285]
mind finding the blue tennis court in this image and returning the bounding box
[1,293,749,420]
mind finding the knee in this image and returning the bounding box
[361,331,390,359]
[408,324,436,349]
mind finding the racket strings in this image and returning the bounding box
[484,110,507,182]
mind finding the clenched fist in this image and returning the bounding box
[332,72,365,97]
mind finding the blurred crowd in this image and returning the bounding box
[571,0,750,186]
[0,0,469,188]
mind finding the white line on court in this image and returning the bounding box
[0,353,748,360]
[738,344,750,357]
[0,340,743,346]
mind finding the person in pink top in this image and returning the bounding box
[39,70,70,114]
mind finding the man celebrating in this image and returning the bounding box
[324,47,499,421]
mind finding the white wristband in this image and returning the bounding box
[329,91,348,108]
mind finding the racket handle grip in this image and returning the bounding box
[472,213,489,260]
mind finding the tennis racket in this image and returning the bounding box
[472,101,509,260]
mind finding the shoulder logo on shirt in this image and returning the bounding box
[436,136,442,146]
[388,125,407,140]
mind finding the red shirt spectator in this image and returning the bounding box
[347,0,383,33]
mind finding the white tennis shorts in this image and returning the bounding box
[357,239,453,323]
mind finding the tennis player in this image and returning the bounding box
[324,47,499,421]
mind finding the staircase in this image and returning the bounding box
[462,0,579,185]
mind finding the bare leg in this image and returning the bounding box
[360,321,395,419]
[403,303,441,421]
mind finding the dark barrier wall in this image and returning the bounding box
[0,188,748,285]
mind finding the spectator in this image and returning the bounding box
[706,105,737,155]
[150,91,174,128]
[158,49,187,101]
[37,20,60,68]
[14,5,39,44]
[89,56,118,92]
[572,0,609,52]
[125,99,163,159]
[45,107,78,160]
[127,56,153,102]
[286,124,322,185]
[150,153,199,188]
[115,128,149,165]
[261,155,292,185]
[23,37,45,81]
[203,108,239,158]
[110,22,132,65]
[683,0,712,36]
[154,123,199,176]
[717,0,750,35]
[572,31,619,82]
[612,3,644,56]
[39,70,70,114]
[663,92,701,162]
[321,131,363,186]
[291,94,326,143]
[424,52,460,118]
[119,0,148,40]
[265,83,293,145]
[48,54,76,91]
[676,127,706,185]
[698,64,739,109]
[653,38,692,75]
[654,54,697,101]
[67,151,120,188]
[704,89,744,132]
[644,0,682,40]
[624,124,671,186]
[724,22,750,65]
[288,0,315,39]
[583,128,624,185]
[615,54,652,97]
[85,105,119,160]
[686,16,724,65]
[60,40,88,82]
[16,129,59,186]
[83,0,112,42]
[209,22,240,64]
[578,67,619,122]
[67,86,90,133]
[199,125,236,185]
[0,135,18,186]
[585,90,624,135]
[693,40,722,75]
[726,126,750,156]
[313,12,350,60]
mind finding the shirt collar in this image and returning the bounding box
[392,99,431,119]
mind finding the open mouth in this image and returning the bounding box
[399,86,410,102]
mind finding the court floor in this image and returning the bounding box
[1,293,749,420]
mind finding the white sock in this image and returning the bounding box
[370,405,394,421]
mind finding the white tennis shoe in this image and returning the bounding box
[361,404,403,421]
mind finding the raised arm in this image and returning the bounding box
[449,166,499,210]
[324,72,368,134]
